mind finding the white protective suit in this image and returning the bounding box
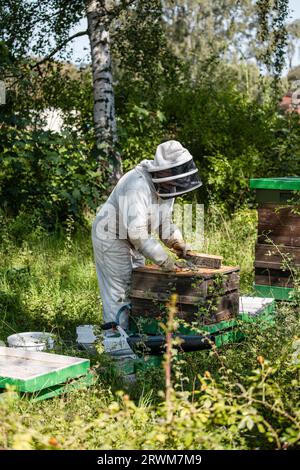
[92,141,193,328]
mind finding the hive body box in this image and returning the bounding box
[130,264,240,327]
[250,177,300,300]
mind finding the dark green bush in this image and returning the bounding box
[0,125,103,227]
[161,82,275,210]
[117,76,300,212]
[3,69,300,223]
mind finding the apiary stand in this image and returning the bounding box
[129,296,275,349]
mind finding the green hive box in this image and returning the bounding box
[250,177,300,300]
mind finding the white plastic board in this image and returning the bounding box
[0,347,88,380]
[239,296,274,316]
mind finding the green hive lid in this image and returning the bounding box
[250,177,300,190]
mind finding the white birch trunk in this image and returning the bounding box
[86,0,122,184]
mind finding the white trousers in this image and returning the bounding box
[92,231,145,328]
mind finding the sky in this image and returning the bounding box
[289,0,300,22]
[68,18,90,65]
[68,1,300,66]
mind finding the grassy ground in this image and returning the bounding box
[0,208,299,449]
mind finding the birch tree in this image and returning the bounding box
[0,0,137,184]
[86,0,120,183]
[85,0,138,182]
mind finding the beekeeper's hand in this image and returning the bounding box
[170,240,191,258]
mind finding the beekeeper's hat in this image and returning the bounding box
[147,140,202,198]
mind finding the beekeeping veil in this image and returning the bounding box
[146,140,202,198]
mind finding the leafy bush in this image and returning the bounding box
[115,72,300,213]
[117,104,167,172]
[0,306,299,450]
[0,125,103,228]
[160,80,275,210]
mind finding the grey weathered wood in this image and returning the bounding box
[132,264,238,278]
[254,202,300,290]
[258,233,300,247]
[131,266,239,297]
[258,204,300,224]
[255,244,300,266]
[131,275,239,298]
[255,274,294,288]
[255,273,293,286]
[130,292,239,324]
[255,267,293,287]
[130,264,240,324]
[254,260,285,270]
[184,251,223,269]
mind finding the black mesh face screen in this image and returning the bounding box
[153,171,202,196]
[151,159,197,180]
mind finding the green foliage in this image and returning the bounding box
[117,104,167,172]
[268,112,300,175]
[0,1,85,61]
[0,306,299,450]
[256,0,289,84]
[0,0,299,451]
[1,0,296,217]
[0,224,100,342]
[115,47,300,213]
[0,125,102,227]
[114,0,166,85]
[162,0,257,76]
[0,209,299,450]
[125,77,274,211]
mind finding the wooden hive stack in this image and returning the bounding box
[129,261,240,331]
[250,177,300,300]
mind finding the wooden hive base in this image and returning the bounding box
[130,264,240,326]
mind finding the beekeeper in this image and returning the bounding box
[92,140,202,330]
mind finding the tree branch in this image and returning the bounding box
[30,30,88,69]
[5,30,89,90]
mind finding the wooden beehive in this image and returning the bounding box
[130,264,240,325]
[250,177,300,300]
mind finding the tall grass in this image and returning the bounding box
[199,205,257,292]
[0,225,100,342]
